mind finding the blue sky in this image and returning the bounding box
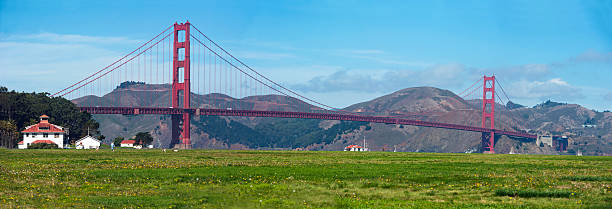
[1,0,611,110]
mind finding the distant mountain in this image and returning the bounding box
[345,87,471,113]
[72,84,365,149]
[73,84,612,155]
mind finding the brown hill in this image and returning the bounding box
[345,87,471,113]
[73,84,611,155]
[72,83,322,148]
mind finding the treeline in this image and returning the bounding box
[193,116,368,149]
[118,81,145,89]
[0,86,99,148]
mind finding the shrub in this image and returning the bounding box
[562,176,612,181]
[28,143,58,149]
[494,189,573,198]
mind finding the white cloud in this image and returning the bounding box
[509,78,584,101]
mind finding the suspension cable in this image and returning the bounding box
[190,34,359,115]
[458,78,482,97]
[53,25,173,97]
[61,32,173,97]
[495,79,512,105]
[191,25,351,113]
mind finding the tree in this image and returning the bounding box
[28,143,58,149]
[134,132,153,146]
[113,136,124,147]
[0,120,18,148]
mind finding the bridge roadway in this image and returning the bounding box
[79,106,537,139]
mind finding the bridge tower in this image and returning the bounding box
[481,75,495,153]
[171,22,191,149]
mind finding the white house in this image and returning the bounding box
[18,115,66,149]
[120,140,136,148]
[75,135,101,149]
[344,145,366,151]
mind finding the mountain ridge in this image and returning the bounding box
[72,84,612,155]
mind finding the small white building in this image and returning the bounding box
[18,115,66,149]
[344,145,366,151]
[75,135,101,149]
[120,140,136,148]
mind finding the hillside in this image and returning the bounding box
[73,84,611,155]
[72,83,366,149]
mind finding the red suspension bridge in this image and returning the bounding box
[54,22,536,153]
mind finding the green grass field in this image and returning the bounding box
[0,149,610,208]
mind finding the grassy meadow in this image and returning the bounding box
[0,149,610,208]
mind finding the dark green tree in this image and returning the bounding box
[113,136,124,147]
[0,120,19,148]
[98,135,106,143]
[28,142,58,149]
[134,132,153,146]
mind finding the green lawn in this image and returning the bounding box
[0,149,610,208]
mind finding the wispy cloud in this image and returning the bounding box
[1,32,139,44]
[233,51,295,60]
[333,49,433,68]
[604,92,612,101]
[550,49,612,68]
[570,49,612,63]
[343,49,385,54]
[0,33,136,94]
[292,64,466,93]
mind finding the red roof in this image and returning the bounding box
[345,145,363,149]
[21,117,64,133]
[17,141,24,145]
[120,140,136,144]
[31,140,57,145]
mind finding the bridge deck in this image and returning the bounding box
[79,106,536,139]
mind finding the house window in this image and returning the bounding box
[25,133,29,137]
[31,133,36,137]
[54,133,60,138]
[43,133,48,138]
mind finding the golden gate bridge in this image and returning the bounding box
[53,21,537,153]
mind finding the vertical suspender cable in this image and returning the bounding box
[169,33,172,107]
[156,42,159,107]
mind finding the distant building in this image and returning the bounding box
[536,134,553,147]
[536,132,568,152]
[75,135,101,149]
[18,115,66,149]
[344,145,365,151]
[582,124,597,128]
[120,140,136,147]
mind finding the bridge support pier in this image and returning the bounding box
[481,132,495,153]
[171,22,192,149]
[481,75,496,153]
